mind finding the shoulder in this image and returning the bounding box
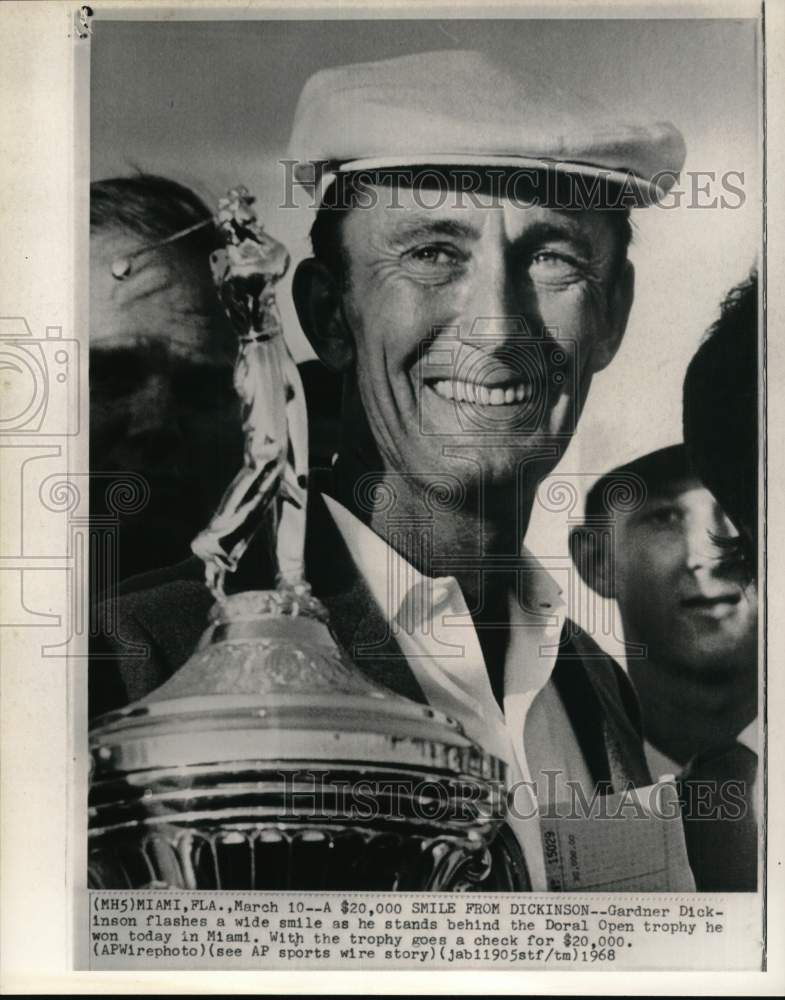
[90,527,281,718]
[90,577,213,718]
[117,555,205,596]
[114,577,213,639]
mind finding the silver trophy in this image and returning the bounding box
[88,188,513,891]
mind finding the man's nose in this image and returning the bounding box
[464,248,528,331]
[452,250,540,386]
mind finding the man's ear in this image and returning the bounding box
[569,524,616,600]
[591,259,635,373]
[292,258,354,373]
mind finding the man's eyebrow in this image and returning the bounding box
[513,220,595,258]
[384,213,601,257]
[387,217,482,244]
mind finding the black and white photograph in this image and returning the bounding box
[1,0,783,992]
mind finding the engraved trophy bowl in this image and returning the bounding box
[88,589,509,891]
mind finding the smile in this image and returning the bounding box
[428,379,530,405]
[681,593,742,620]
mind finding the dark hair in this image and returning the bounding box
[583,444,690,520]
[90,173,219,261]
[309,169,633,289]
[683,271,758,572]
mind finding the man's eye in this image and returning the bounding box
[402,244,466,277]
[528,251,581,279]
[411,245,455,263]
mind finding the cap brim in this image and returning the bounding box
[297,153,670,208]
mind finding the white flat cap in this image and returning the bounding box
[289,49,686,206]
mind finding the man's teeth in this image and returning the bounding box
[430,379,528,404]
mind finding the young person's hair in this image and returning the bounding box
[683,271,758,573]
[583,443,689,521]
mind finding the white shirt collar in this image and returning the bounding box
[322,492,564,625]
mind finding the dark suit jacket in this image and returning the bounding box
[90,490,652,799]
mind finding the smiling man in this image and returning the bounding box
[92,50,689,890]
[293,168,636,721]
[299,175,631,494]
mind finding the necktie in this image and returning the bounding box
[679,741,758,891]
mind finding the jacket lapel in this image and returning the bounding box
[305,488,427,705]
[555,628,652,792]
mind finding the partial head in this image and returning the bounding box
[570,444,757,673]
[289,50,684,501]
[683,271,758,572]
[90,174,243,574]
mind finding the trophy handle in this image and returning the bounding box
[423,840,494,892]
[419,824,530,891]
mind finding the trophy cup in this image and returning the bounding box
[88,189,512,891]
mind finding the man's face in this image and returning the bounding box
[613,475,757,671]
[90,228,243,576]
[336,183,629,493]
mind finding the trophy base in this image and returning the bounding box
[89,820,495,892]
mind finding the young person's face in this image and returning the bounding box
[613,475,757,672]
